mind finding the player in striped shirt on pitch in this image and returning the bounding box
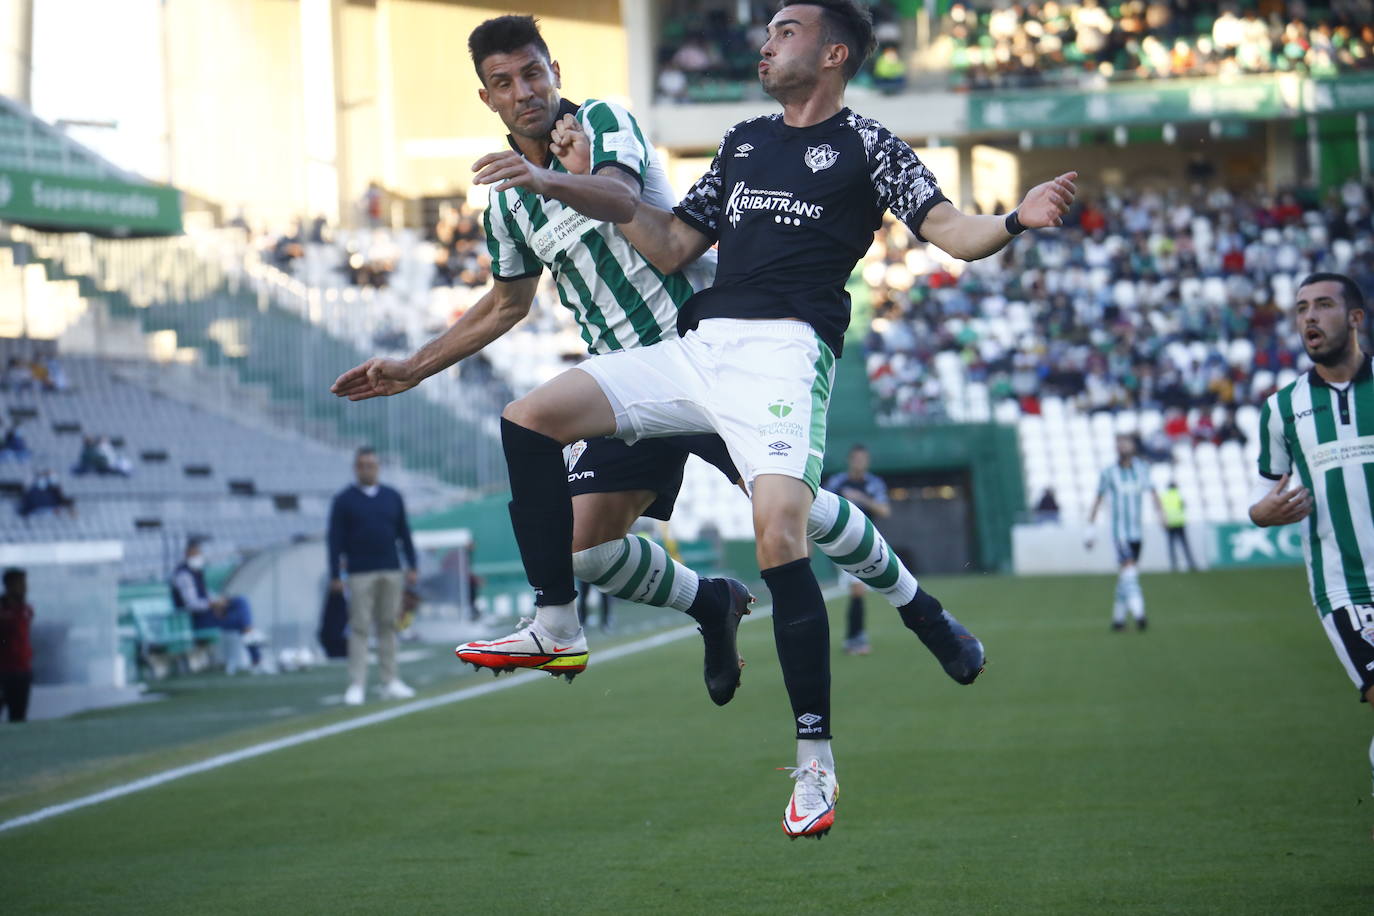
[1249,272,1374,793]
[1087,434,1163,631]
[330,15,970,705]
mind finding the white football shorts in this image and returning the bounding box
[578,318,836,494]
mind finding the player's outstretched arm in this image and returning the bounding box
[1248,473,1313,527]
[920,172,1078,262]
[616,201,713,275]
[471,148,639,223]
[329,276,538,401]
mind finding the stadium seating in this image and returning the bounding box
[2,226,510,494]
[0,347,457,580]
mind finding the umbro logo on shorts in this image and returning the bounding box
[768,441,791,452]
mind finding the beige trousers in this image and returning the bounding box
[347,570,405,689]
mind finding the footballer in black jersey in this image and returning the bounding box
[491,0,1075,839]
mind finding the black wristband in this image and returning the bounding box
[1005,210,1026,235]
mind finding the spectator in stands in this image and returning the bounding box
[72,436,101,475]
[328,447,418,706]
[170,538,264,674]
[72,435,131,477]
[97,436,133,476]
[17,469,75,519]
[0,567,34,723]
[0,424,30,463]
[38,357,68,393]
[3,357,35,394]
[1035,488,1060,523]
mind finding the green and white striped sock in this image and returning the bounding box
[808,488,918,607]
[573,536,699,611]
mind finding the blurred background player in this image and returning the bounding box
[328,447,418,706]
[1249,272,1374,798]
[1087,434,1163,631]
[823,444,891,655]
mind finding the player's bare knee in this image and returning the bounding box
[501,397,544,431]
[755,524,808,569]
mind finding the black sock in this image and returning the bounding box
[685,577,727,626]
[846,595,864,640]
[501,417,576,607]
[898,588,944,632]
[762,558,831,740]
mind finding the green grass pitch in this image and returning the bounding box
[2,567,1371,914]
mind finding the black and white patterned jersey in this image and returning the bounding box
[672,107,948,356]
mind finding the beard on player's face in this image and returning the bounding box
[1304,320,1355,366]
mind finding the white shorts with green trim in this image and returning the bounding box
[578,318,836,494]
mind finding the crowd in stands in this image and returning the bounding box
[653,1,1374,100]
[860,176,1374,428]
[936,0,1374,91]
[430,202,490,289]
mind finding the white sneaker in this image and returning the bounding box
[343,684,365,706]
[455,618,589,682]
[781,758,838,839]
[380,679,416,700]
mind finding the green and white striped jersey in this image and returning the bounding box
[482,97,716,356]
[1098,458,1153,546]
[1259,359,1374,615]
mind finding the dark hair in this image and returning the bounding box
[469,15,551,84]
[2,567,24,586]
[780,0,876,80]
[355,446,377,460]
[1298,272,1366,316]
[848,443,869,454]
[186,537,205,553]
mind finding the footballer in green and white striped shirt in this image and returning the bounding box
[1249,271,1374,791]
[1087,433,1163,631]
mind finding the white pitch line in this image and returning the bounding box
[0,588,832,835]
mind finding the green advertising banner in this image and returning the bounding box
[1306,73,1374,114]
[968,76,1293,132]
[1212,522,1304,569]
[0,167,182,235]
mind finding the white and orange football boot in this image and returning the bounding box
[455,618,589,682]
[780,758,838,839]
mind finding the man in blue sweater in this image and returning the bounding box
[328,447,418,706]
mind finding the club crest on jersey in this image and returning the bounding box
[804,144,839,173]
[565,439,588,471]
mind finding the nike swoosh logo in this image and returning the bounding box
[787,799,811,823]
[485,639,522,647]
[552,645,578,652]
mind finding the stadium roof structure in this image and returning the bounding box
[0,95,182,237]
